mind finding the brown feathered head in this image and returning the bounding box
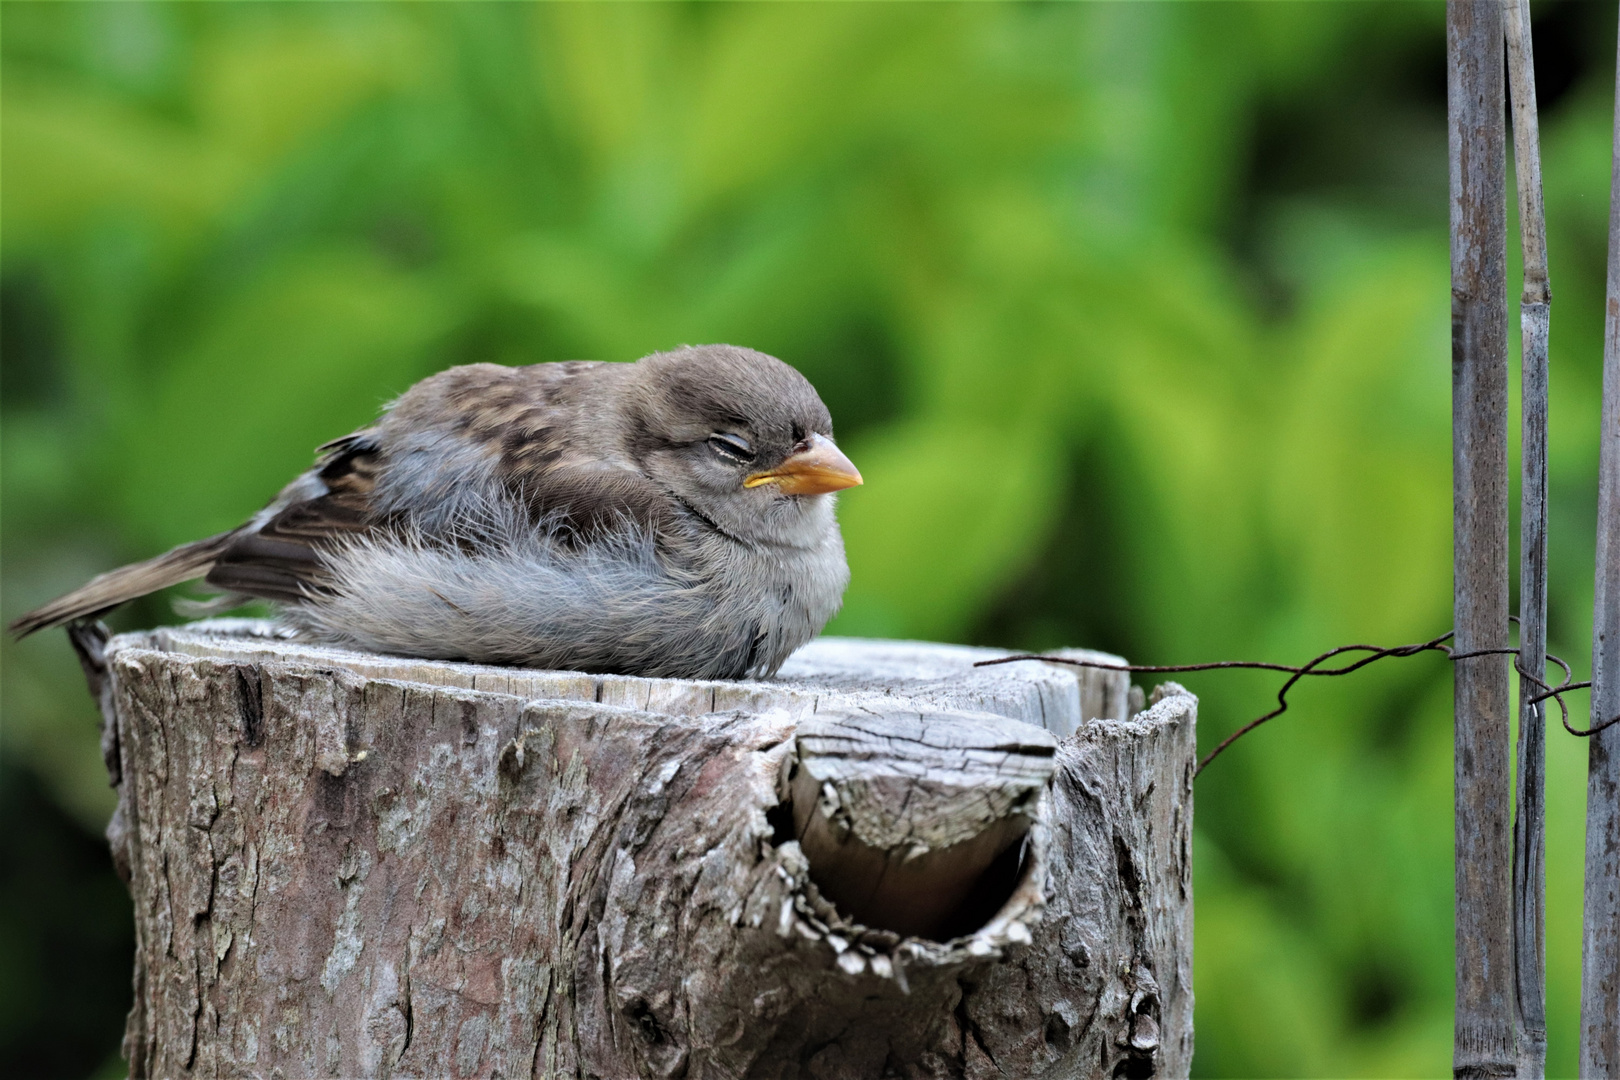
[621,345,861,546]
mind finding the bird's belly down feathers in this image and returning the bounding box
[277,520,847,681]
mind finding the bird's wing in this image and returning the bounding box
[206,363,683,604]
[204,433,385,602]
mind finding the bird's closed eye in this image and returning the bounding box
[707,433,755,463]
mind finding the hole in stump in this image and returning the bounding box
[774,790,1035,942]
[765,800,796,847]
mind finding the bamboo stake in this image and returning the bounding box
[1449,2,1517,1074]
[1505,0,1550,1074]
[1578,18,1620,1074]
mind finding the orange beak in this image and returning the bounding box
[744,433,863,496]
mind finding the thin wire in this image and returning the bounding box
[974,628,1616,776]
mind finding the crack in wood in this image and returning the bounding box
[88,621,1195,1078]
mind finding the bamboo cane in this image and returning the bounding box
[1578,16,1620,1074]
[1504,0,1550,1073]
[1449,1,1516,1073]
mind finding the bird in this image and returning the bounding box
[10,344,863,680]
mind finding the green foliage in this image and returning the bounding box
[2,3,1614,1075]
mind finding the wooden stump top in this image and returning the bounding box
[86,618,1194,1079]
[142,618,1135,739]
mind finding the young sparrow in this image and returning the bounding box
[11,345,862,680]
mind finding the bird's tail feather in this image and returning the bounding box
[9,530,240,638]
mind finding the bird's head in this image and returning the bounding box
[624,344,862,547]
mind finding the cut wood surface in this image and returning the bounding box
[81,618,1194,1079]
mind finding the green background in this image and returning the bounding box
[2,2,1615,1076]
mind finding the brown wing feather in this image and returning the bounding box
[466,362,682,538]
[8,529,241,637]
[209,367,680,600]
[206,437,382,602]
[13,360,677,638]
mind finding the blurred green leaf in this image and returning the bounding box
[832,419,1061,641]
[3,4,1615,1076]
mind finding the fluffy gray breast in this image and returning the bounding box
[688,498,851,675]
[282,494,845,679]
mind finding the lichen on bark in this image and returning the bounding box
[81,620,1193,1078]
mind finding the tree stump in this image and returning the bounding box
[76,618,1195,1079]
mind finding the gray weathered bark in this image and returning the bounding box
[1449,1,1516,1074]
[1579,13,1620,1073]
[1505,0,1550,1073]
[81,619,1194,1079]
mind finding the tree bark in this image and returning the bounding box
[1449,1,1515,1074]
[81,618,1194,1079]
[1505,0,1550,1072]
[1579,13,1620,1071]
